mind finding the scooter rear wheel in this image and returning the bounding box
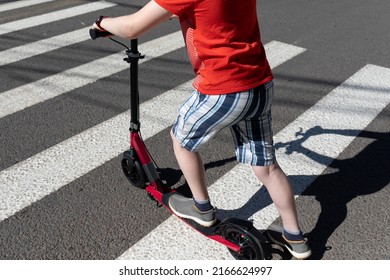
[121,150,146,189]
[223,224,265,260]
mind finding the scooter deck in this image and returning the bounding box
[147,186,283,259]
[159,192,242,252]
[160,192,282,239]
[160,191,279,256]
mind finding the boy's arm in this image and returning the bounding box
[92,0,173,39]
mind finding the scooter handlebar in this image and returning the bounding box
[89,28,112,40]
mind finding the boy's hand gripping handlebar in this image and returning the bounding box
[89,28,112,40]
[89,15,111,39]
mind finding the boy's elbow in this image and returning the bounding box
[123,24,140,39]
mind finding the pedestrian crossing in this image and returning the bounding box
[0,31,184,118]
[0,36,305,222]
[0,0,389,260]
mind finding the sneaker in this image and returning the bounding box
[168,193,217,227]
[266,224,312,259]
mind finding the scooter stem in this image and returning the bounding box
[125,39,144,132]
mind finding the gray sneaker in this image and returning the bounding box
[266,224,312,259]
[168,194,217,227]
[282,236,312,260]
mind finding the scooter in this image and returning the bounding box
[89,28,285,260]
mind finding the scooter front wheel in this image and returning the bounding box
[223,224,265,260]
[121,150,146,189]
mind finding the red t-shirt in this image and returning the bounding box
[154,0,273,94]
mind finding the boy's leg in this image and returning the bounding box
[253,163,312,259]
[167,91,251,227]
[169,90,250,201]
[231,81,311,258]
[170,129,209,201]
[251,162,299,233]
[169,130,216,227]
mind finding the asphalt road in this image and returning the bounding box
[0,0,389,261]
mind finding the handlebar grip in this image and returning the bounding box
[89,28,111,40]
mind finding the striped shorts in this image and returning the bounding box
[172,81,275,166]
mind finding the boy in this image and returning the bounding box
[92,0,311,259]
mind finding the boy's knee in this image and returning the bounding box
[252,165,270,178]
[170,129,186,151]
[252,162,280,180]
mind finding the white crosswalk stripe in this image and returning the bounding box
[0,27,90,67]
[0,0,56,13]
[0,1,116,36]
